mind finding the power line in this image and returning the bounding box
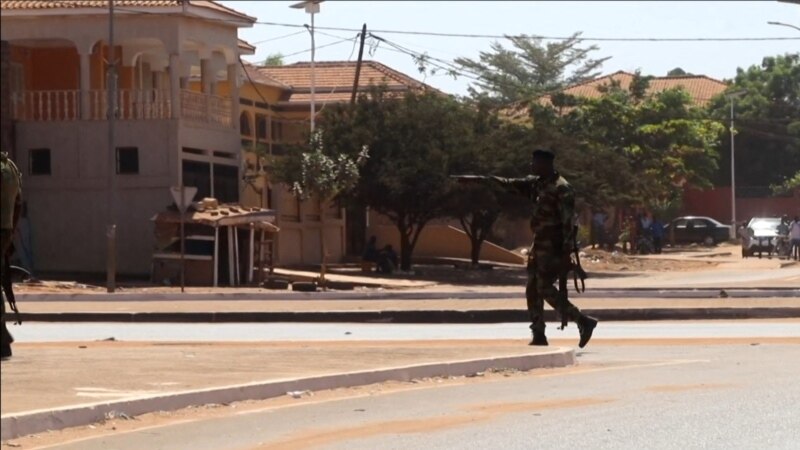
[251,30,306,45]
[255,21,800,43]
[31,1,800,43]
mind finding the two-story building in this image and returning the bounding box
[1,0,254,275]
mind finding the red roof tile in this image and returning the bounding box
[258,60,436,104]
[549,70,728,106]
[1,0,255,21]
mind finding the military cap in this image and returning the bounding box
[531,148,555,161]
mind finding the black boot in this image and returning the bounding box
[529,331,549,346]
[577,315,598,348]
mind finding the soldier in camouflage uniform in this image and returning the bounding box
[458,149,598,347]
[1,151,23,359]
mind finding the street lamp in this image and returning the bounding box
[725,88,747,237]
[290,0,323,133]
[767,21,800,32]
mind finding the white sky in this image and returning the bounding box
[222,1,800,95]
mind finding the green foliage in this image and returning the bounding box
[706,53,800,190]
[317,87,474,270]
[771,170,800,195]
[532,78,723,213]
[271,131,368,201]
[454,32,610,104]
[263,53,285,66]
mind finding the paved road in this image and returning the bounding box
[11,320,800,342]
[19,343,799,450]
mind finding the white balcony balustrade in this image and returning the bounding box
[11,89,234,128]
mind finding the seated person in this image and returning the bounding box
[376,245,398,274]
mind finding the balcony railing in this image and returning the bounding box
[11,90,80,121]
[12,89,233,128]
[90,89,172,120]
[181,90,233,128]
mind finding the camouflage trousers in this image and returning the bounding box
[1,229,13,350]
[525,247,582,334]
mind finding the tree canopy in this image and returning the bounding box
[706,53,800,195]
[454,32,609,104]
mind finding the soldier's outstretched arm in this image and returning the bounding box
[489,175,538,198]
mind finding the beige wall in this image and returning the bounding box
[15,120,180,273]
[368,224,524,265]
[15,119,242,274]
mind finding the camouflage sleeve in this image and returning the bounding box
[490,175,536,198]
[558,184,576,251]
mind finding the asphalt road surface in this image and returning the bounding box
[11,320,800,342]
[18,342,799,450]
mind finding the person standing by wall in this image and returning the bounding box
[650,215,665,254]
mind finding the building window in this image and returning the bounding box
[256,114,268,141]
[29,148,51,175]
[271,120,283,142]
[116,147,139,174]
[213,164,239,204]
[182,160,212,200]
[239,112,252,136]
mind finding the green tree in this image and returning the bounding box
[271,131,368,286]
[318,87,473,270]
[263,53,285,66]
[447,100,532,264]
[707,53,800,193]
[531,75,723,218]
[454,32,610,104]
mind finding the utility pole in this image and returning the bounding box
[351,24,367,104]
[106,0,118,293]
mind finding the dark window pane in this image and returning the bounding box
[239,112,251,136]
[256,115,268,140]
[182,160,211,200]
[213,164,239,204]
[29,148,51,175]
[116,147,139,174]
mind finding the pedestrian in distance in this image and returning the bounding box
[650,215,665,254]
[790,216,800,262]
[453,148,597,348]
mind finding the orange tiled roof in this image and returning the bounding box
[1,0,255,21]
[242,63,291,90]
[544,70,728,107]
[238,38,255,53]
[258,60,435,104]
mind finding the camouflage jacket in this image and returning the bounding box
[1,152,22,231]
[492,171,576,253]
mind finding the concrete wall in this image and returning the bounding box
[368,223,525,265]
[15,120,180,274]
[682,186,800,224]
[0,40,12,156]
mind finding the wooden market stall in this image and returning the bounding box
[151,199,279,287]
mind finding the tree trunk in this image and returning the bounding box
[399,228,413,271]
[469,235,482,265]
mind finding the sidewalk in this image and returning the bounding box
[0,340,573,440]
[11,297,800,322]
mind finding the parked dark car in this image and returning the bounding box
[664,216,731,246]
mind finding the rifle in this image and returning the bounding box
[558,224,588,330]
[2,254,22,325]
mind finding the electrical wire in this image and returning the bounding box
[32,0,800,42]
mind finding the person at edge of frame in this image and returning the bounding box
[1,151,23,360]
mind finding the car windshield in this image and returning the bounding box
[749,219,780,230]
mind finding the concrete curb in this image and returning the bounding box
[15,287,800,302]
[0,348,575,441]
[12,307,800,323]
